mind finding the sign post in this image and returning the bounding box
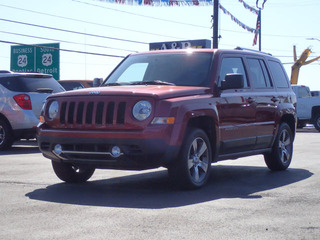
[10,43,60,80]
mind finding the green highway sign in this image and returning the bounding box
[10,43,60,80]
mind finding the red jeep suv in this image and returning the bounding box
[37,48,297,189]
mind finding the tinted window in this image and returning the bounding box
[60,82,84,91]
[268,60,289,88]
[219,57,249,88]
[247,58,272,88]
[0,76,64,93]
[105,52,213,87]
[298,86,310,98]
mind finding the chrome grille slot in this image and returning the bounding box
[76,102,84,124]
[117,102,126,124]
[60,102,67,124]
[96,102,104,125]
[85,102,94,124]
[67,102,75,124]
[106,102,114,124]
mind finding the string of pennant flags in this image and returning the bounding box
[94,0,261,44]
[219,3,258,34]
[238,0,259,15]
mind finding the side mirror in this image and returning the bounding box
[93,78,103,87]
[221,73,244,90]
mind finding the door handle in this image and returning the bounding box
[246,97,255,103]
[271,96,280,103]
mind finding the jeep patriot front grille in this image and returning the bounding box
[58,99,126,127]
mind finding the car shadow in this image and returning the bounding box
[1,141,40,155]
[296,126,318,133]
[26,165,313,209]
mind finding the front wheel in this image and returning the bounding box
[313,114,320,132]
[264,123,293,171]
[168,128,212,189]
[52,161,95,183]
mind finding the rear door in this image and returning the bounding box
[246,57,277,149]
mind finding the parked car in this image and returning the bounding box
[0,71,65,150]
[58,80,93,91]
[37,48,297,189]
[292,85,320,131]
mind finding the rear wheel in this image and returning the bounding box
[314,114,320,132]
[52,161,95,183]
[0,119,14,150]
[168,128,212,189]
[264,123,293,171]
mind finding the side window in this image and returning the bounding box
[247,58,272,88]
[268,60,289,88]
[219,57,249,88]
[298,87,310,98]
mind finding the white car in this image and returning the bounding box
[0,71,64,150]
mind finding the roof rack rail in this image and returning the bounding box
[235,47,272,56]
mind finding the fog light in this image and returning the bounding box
[111,146,121,158]
[54,144,62,155]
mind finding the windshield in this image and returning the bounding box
[104,52,213,87]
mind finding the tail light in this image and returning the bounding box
[13,94,32,110]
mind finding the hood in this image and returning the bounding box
[49,85,211,100]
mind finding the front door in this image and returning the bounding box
[217,56,257,154]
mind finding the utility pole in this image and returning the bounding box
[213,0,219,49]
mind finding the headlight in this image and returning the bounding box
[132,100,152,121]
[48,101,59,120]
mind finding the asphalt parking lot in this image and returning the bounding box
[0,127,319,240]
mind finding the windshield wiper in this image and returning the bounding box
[103,82,125,86]
[130,80,175,86]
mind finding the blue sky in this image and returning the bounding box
[1,0,320,90]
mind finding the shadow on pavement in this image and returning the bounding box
[1,140,40,155]
[296,126,318,133]
[26,165,313,209]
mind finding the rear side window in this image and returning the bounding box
[219,57,249,88]
[0,76,64,93]
[59,82,84,91]
[247,58,272,88]
[268,60,289,88]
[297,86,310,98]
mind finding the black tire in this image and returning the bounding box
[264,123,293,171]
[168,128,212,190]
[314,114,320,132]
[0,119,14,150]
[51,161,95,183]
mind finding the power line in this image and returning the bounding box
[0,30,138,53]
[72,0,210,29]
[0,3,185,40]
[0,40,126,58]
[0,18,148,45]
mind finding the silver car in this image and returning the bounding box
[0,71,64,150]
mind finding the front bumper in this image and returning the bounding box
[37,129,180,170]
